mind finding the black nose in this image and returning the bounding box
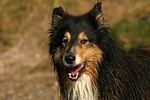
[65,54,75,64]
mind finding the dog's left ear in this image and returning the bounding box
[52,7,66,27]
[90,2,104,26]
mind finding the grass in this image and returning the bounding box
[0,0,51,46]
[110,20,150,49]
[0,0,36,45]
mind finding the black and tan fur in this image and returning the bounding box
[49,2,150,100]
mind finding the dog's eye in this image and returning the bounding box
[81,39,88,44]
[62,38,68,45]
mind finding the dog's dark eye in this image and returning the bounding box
[62,38,68,45]
[81,39,88,44]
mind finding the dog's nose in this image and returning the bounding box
[65,54,75,64]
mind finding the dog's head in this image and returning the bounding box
[50,2,108,81]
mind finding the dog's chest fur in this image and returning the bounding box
[63,74,98,100]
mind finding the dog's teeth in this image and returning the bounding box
[68,73,71,76]
[74,72,79,79]
[68,72,79,80]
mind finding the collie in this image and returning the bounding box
[49,2,150,100]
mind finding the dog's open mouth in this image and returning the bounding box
[68,63,85,81]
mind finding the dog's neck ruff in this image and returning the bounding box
[61,74,98,100]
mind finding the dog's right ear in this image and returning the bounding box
[52,7,66,27]
[90,2,104,27]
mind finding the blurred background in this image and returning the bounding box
[0,0,150,100]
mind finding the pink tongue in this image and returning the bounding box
[68,66,81,76]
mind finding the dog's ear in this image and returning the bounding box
[52,7,66,27]
[90,2,104,26]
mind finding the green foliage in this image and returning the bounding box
[110,20,150,49]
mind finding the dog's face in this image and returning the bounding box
[50,3,106,81]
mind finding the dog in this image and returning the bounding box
[49,2,150,100]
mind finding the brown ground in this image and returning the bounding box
[0,0,149,100]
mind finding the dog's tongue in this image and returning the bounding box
[68,65,81,76]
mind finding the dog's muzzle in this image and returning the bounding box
[63,53,85,81]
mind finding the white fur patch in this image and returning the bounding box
[66,74,98,100]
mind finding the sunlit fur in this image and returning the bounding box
[49,2,150,100]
